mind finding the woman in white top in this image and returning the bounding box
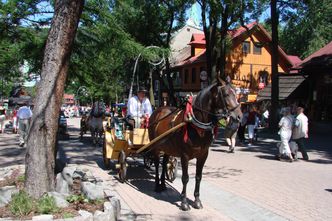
[277,107,294,161]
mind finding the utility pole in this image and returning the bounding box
[270,0,279,131]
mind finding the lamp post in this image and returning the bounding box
[76,86,92,106]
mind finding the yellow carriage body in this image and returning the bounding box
[104,128,150,160]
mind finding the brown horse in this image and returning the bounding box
[148,78,242,211]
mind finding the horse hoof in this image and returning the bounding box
[193,200,203,209]
[180,202,190,211]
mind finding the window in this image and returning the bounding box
[253,44,262,55]
[192,68,196,83]
[242,41,250,54]
[184,69,189,84]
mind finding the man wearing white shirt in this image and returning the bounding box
[17,104,33,147]
[127,86,152,128]
[292,104,309,160]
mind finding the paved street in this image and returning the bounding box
[1,118,332,220]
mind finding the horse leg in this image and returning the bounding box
[193,151,208,209]
[160,154,169,191]
[154,153,161,192]
[180,155,190,211]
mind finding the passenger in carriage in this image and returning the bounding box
[126,86,152,128]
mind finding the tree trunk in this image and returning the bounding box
[270,0,279,131]
[25,0,84,198]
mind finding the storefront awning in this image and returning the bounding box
[257,75,307,101]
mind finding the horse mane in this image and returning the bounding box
[91,101,104,117]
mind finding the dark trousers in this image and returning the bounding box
[238,125,246,142]
[294,137,309,160]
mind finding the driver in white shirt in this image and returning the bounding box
[126,86,152,128]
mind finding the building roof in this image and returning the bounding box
[188,33,206,45]
[172,22,294,68]
[257,75,307,101]
[64,94,74,99]
[287,55,302,66]
[174,49,206,67]
[301,40,332,65]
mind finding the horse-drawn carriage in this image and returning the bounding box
[102,116,181,183]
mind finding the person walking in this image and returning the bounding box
[237,106,248,144]
[292,104,309,160]
[12,107,18,133]
[276,107,294,162]
[17,104,33,147]
[0,104,6,133]
[246,106,257,146]
[224,116,240,153]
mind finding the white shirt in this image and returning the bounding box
[17,106,33,119]
[292,113,308,139]
[127,96,152,118]
[279,115,293,134]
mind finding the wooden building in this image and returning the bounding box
[170,22,298,102]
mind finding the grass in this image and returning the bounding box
[9,191,34,216]
[36,195,59,214]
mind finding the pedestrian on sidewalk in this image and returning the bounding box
[246,106,258,146]
[12,106,18,133]
[17,104,33,147]
[276,107,294,162]
[225,116,240,153]
[0,104,6,133]
[292,104,309,160]
[237,106,248,144]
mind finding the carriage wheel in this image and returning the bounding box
[166,156,178,182]
[118,150,127,183]
[103,138,110,169]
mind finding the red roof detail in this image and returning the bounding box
[189,33,206,45]
[174,49,206,67]
[301,41,332,65]
[63,94,74,99]
[229,21,257,38]
[287,55,302,66]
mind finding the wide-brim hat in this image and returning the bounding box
[137,86,147,93]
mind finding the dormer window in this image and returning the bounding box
[242,41,250,54]
[253,44,262,55]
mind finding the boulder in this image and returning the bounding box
[0,186,18,207]
[93,210,115,221]
[61,167,76,186]
[32,214,53,220]
[78,210,93,221]
[47,192,69,208]
[81,182,104,200]
[55,173,69,195]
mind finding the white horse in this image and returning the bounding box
[89,101,105,145]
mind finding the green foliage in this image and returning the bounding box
[279,0,332,58]
[9,190,34,216]
[62,212,75,219]
[17,175,25,182]
[66,194,89,203]
[36,195,59,214]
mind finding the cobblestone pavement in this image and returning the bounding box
[1,118,331,220]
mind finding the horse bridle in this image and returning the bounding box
[191,84,240,131]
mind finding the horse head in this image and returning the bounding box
[211,77,242,122]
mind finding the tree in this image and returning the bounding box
[25,0,84,198]
[279,0,332,58]
[197,0,265,80]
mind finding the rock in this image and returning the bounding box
[61,166,76,186]
[78,210,93,221]
[32,214,53,220]
[47,192,69,208]
[81,182,104,200]
[0,186,19,207]
[109,197,121,220]
[55,173,70,195]
[72,170,86,181]
[93,210,115,221]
